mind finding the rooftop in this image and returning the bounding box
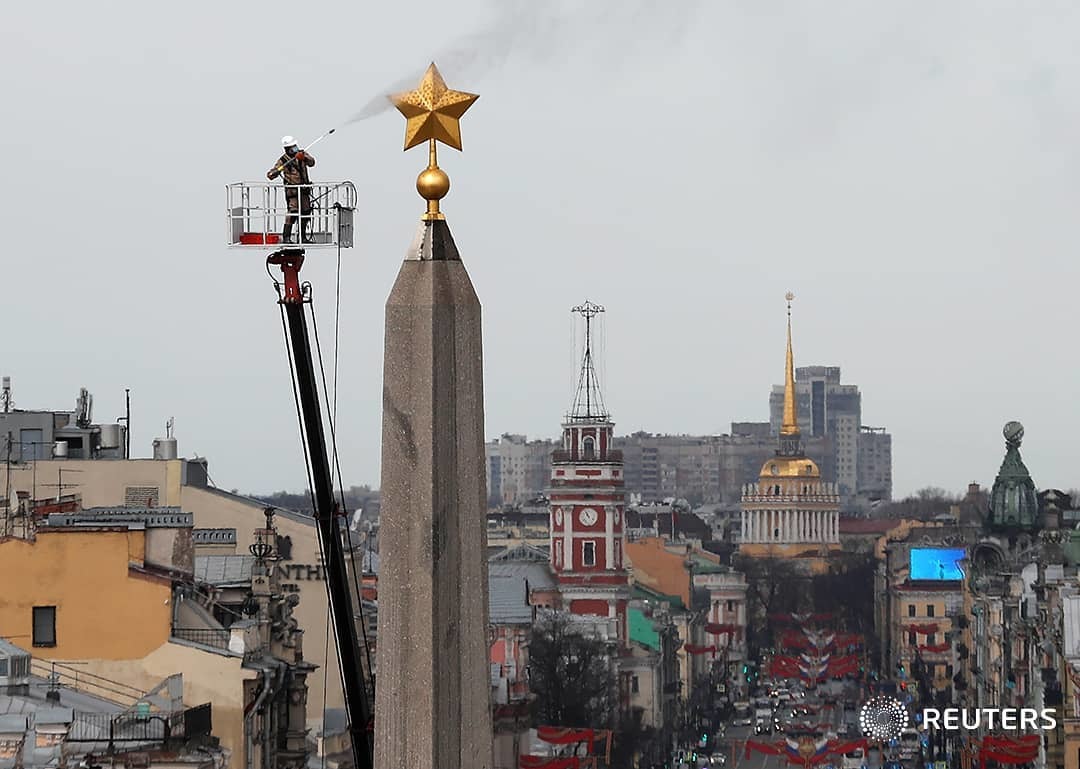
[194,555,255,587]
[631,583,686,611]
[628,607,660,651]
[0,639,30,659]
[0,675,151,769]
[489,561,556,625]
[489,543,550,563]
[46,507,193,529]
[839,518,905,535]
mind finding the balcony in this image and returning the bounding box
[551,449,623,463]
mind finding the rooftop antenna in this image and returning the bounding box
[42,468,83,502]
[1,377,11,413]
[569,300,607,420]
[75,388,92,428]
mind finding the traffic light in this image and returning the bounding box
[700,733,709,748]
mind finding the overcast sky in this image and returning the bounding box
[5,1,1079,499]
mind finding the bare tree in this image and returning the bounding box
[733,553,807,652]
[528,611,616,730]
[875,486,961,520]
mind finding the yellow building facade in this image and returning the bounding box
[0,457,343,720]
[0,523,257,768]
[0,527,172,659]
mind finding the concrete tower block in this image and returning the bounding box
[375,219,493,769]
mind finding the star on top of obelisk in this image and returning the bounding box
[391,64,479,222]
[392,63,478,151]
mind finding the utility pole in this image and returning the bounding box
[4,431,11,538]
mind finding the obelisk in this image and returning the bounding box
[375,63,493,769]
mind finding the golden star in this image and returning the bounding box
[391,63,479,151]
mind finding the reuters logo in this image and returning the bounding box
[859,696,909,741]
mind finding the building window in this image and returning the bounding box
[927,634,936,645]
[582,437,595,460]
[0,658,7,676]
[33,606,56,647]
[927,604,935,617]
[908,632,916,645]
[631,676,640,694]
[583,541,596,567]
[908,604,916,617]
[727,600,734,612]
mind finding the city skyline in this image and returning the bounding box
[5,1,1078,499]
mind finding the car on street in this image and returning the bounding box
[732,702,753,727]
[841,749,865,769]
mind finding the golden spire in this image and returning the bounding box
[781,291,799,436]
[391,63,479,221]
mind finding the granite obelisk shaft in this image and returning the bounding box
[374,219,493,769]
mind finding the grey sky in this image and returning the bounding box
[5,1,1079,499]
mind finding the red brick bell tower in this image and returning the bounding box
[548,300,630,650]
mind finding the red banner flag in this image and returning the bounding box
[521,757,580,769]
[536,727,596,747]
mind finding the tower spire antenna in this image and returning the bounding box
[569,300,607,420]
[781,291,799,437]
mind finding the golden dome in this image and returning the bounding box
[760,456,820,479]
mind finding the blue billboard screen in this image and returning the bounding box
[910,548,965,581]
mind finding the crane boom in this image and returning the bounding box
[268,248,374,769]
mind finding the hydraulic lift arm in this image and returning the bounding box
[268,248,374,769]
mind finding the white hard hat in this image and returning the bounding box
[281,135,297,148]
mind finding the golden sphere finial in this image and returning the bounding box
[417,166,450,202]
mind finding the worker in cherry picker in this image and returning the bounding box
[267,136,316,244]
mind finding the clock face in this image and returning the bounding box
[579,508,598,527]
[554,508,563,526]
